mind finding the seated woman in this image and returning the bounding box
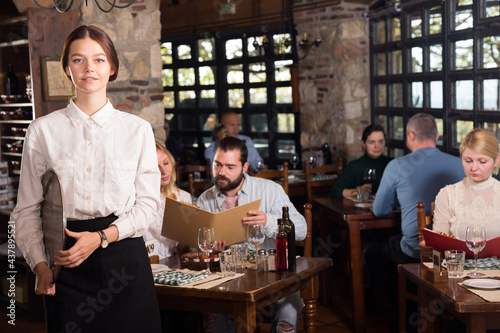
[433,128,500,239]
[143,142,191,259]
[331,124,392,198]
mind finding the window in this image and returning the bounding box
[370,0,500,155]
[161,26,297,168]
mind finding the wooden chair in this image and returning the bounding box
[398,201,434,332]
[177,162,212,197]
[303,156,343,204]
[249,161,289,195]
[255,202,313,332]
[297,203,313,257]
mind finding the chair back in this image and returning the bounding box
[303,156,343,203]
[297,203,313,257]
[178,163,212,197]
[416,201,435,262]
[249,162,289,195]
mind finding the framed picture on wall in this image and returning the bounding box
[41,56,74,101]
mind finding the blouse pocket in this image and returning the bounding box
[103,160,137,206]
[47,160,75,205]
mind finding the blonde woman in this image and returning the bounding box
[143,142,191,259]
[433,128,500,239]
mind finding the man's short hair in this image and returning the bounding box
[406,113,438,143]
[215,136,248,165]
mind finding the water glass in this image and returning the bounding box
[219,251,236,277]
[356,185,370,202]
[445,250,465,278]
[230,244,248,269]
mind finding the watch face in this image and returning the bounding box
[101,240,109,248]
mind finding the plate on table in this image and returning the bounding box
[151,264,169,274]
[354,202,373,209]
[463,279,500,290]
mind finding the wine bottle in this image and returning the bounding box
[282,206,296,272]
[5,64,19,95]
[276,218,288,272]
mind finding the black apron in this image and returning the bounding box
[44,215,161,333]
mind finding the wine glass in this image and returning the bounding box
[247,225,265,251]
[363,168,376,185]
[290,154,299,170]
[198,227,216,274]
[465,226,486,277]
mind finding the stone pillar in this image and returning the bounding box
[77,0,165,141]
[293,0,370,163]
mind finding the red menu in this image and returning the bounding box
[422,228,500,259]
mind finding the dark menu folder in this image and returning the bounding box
[162,198,261,248]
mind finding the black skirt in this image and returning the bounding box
[44,215,161,333]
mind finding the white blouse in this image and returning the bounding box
[11,99,161,270]
[143,188,192,259]
[434,176,500,240]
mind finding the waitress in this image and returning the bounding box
[11,25,161,332]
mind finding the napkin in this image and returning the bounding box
[154,269,208,286]
[464,257,500,270]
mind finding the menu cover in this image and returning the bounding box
[421,228,500,259]
[162,198,261,248]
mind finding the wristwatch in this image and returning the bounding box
[97,230,109,249]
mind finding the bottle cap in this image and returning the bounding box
[268,249,276,255]
[257,249,267,255]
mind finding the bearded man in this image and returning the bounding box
[197,136,306,333]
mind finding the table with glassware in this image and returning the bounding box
[155,256,332,333]
[398,263,500,333]
[312,196,401,333]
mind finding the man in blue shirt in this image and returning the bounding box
[366,113,465,301]
[198,136,305,333]
[204,112,262,171]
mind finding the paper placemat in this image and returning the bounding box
[189,273,244,289]
[460,279,500,302]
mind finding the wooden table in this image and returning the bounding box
[312,197,401,333]
[398,264,500,333]
[155,257,332,333]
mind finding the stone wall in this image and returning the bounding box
[293,0,371,163]
[76,0,165,141]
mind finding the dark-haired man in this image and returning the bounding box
[198,136,306,333]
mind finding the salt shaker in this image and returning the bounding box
[256,249,268,272]
[267,249,276,271]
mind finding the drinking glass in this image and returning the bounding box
[198,227,216,274]
[290,155,299,169]
[465,226,486,277]
[308,155,316,168]
[363,168,376,185]
[257,158,265,171]
[247,225,265,251]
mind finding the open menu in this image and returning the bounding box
[421,228,500,259]
[162,198,261,248]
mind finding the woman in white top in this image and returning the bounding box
[11,25,161,332]
[433,128,500,239]
[143,143,192,259]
